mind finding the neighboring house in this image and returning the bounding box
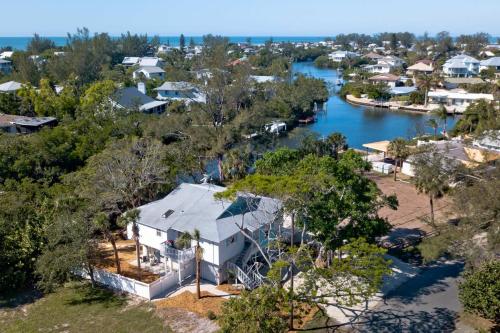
[0,51,14,59]
[473,130,500,153]
[406,61,434,76]
[157,45,175,54]
[122,57,141,67]
[443,77,484,89]
[111,87,167,113]
[328,50,359,62]
[402,139,500,176]
[0,81,23,93]
[121,57,165,68]
[363,52,384,61]
[133,66,166,80]
[443,54,480,77]
[479,57,500,72]
[0,59,12,74]
[139,57,165,68]
[249,75,279,83]
[389,86,417,96]
[126,183,282,285]
[155,81,206,104]
[368,73,401,87]
[428,90,494,113]
[363,56,404,74]
[0,114,57,134]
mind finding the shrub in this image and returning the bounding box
[459,260,500,321]
[207,310,217,320]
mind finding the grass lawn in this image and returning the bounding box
[1,282,172,333]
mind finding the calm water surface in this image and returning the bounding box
[289,62,458,149]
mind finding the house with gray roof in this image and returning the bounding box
[155,81,206,104]
[443,54,480,77]
[111,87,167,113]
[132,66,166,80]
[479,57,500,72]
[0,59,12,74]
[126,183,282,285]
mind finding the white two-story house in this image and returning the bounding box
[443,54,480,77]
[126,183,282,286]
[328,50,359,62]
[155,81,206,104]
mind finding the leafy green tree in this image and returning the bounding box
[36,210,100,291]
[218,285,288,333]
[179,34,186,51]
[388,138,410,181]
[459,260,500,321]
[452,100,499,136]
[93,213,124,274]
[27,33,56,55]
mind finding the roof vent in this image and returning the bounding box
[162,209,174,218]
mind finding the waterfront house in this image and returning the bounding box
[249,75,279,83]
[111,87,167,114]
[126,183,282,285]
[155,81,206,104]
[443,77,484,89]
[443,54,480,77]
[0,81,23,93]
[368,73,401,87]
[0,114,57,134]
[428,90,494,113]
[157,45,175,54]
[479,57,500,72]
[133,66,166,80]
[0,59,12,74]
[328,50,359,62]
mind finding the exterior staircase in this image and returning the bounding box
[228,241,264,290]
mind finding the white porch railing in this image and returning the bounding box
[164,246,195,263]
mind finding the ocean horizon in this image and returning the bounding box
[0,36,331,50]
[2,35,498,51]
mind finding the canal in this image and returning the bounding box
[286,62,458,149]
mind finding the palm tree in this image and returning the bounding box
[325,132,347,160]
[426,118,439,138]
[412,149,451,232]
[416,73,433,107]
[388,138,410,181]
[119,209,141,277]
[432,105,448,136]
[176,228,203,299]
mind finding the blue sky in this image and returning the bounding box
[2,0,499,36]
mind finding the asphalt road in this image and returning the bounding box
[354,261,476,333]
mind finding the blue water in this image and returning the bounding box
[289,62,458,149]
[0,36,329,50]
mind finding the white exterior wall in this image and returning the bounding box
[401,161,415,177]
[127,223,168,255]
[218,232,245,264]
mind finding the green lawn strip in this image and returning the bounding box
[2,282,172,333]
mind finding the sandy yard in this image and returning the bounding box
[368,173,453,234]
[97,239,160,283]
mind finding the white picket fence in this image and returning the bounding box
[81,268,182,300]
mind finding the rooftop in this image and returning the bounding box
[135,183,281,243]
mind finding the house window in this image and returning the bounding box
[156,229,162,237]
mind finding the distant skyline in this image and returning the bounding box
[1,0,500,37]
